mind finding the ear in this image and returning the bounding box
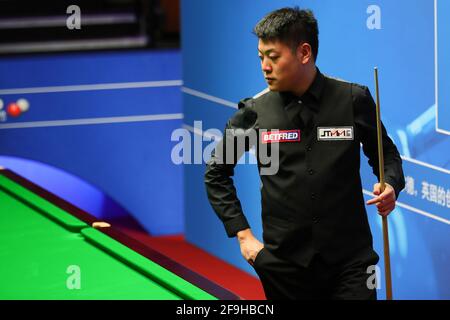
[296,43,313,65]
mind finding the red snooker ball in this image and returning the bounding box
[7,103,21,117]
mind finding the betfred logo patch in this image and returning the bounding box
[261,130,301,144]
[317,126,354,140]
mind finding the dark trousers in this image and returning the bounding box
[253,247,380,300]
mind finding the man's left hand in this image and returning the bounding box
[366,183,396,217]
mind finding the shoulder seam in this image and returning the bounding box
[324,74,352,84]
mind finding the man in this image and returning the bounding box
[204,7,405,300]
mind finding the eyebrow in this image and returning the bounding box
[258,48,278,55]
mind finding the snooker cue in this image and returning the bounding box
[374,67,393,300]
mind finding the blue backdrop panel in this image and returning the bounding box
[0,50,180,87]
[437,0,450,132]
[182,0,450,299]
[0,50,183,235]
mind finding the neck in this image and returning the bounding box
[292,65,317,97]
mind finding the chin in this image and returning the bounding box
[268,84,280,92]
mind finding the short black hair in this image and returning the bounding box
[253,7,319,61]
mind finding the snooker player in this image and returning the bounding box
[205,7,405,299]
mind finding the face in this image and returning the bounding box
[258,39,310,92]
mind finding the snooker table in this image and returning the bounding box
[0,169,239,300]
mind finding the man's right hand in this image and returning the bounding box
[236,228,264,266]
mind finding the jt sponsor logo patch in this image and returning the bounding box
[261,130,301,144]
[317,126,354,140]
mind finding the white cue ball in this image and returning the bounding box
[16,98,29,112]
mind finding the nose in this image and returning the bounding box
[261,59,272,74]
